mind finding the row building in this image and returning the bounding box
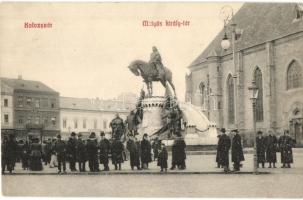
[1,76,137,140]
[185,3,303,146]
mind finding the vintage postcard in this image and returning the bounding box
[1,2,303,198]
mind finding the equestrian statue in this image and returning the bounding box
[128,46,176,97]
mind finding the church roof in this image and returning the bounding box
[190,3,303,67]
[0,77,58,94]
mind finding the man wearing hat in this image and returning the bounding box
[77,133,87,172]
[140,133,152,169]
[217,128,231,173]
[278,130,295,168]
[99,131,110,171]
[265,130,278,168]
[67,132,77,171]
[256,131,266,168]
[86,132,99,172]
[231,129,244,171]
[54,134,67,174]
[126,134,141,170]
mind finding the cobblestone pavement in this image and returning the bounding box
[2,149,303,197]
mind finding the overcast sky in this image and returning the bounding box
[0,2,242,100]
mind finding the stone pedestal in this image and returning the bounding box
[137,96,166,138]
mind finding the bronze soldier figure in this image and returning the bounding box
[149,46,164,79]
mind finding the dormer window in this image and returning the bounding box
[295,4,303,21]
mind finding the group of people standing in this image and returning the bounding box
[216,128,296,173]
[1,130,187,174]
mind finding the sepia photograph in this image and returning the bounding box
[0,1,303,198]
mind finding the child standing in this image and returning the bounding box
[157,143,168,172]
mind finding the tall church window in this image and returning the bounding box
[287,60,302,90]
[227,75,235,124]
[254,67,264,122]
[199,82,205,108]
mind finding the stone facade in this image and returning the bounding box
[186,3,303,146]
[1,77,60,140]
[60,96,129,139]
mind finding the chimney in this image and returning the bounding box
[18,75,22,80]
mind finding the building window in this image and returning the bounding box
[295,4,303,20]
[19,117,23,124]
[199,82,205,108]
[254,67,264,122]
[41,98,48,108]
[287,60,302,90]
[27,98,32,106]
[83,119,87,129]
[218,101,221,110]
[18,96,23,107]
[227,75,235,124]
[4,99,8,107]
[35,99,40,108]
[27,116,32,124]
[4,114,9,123]
[94,119,97,129]
[63,119,67,128]
[44,117,48,125]
[103,120,107,129]
[51,117,56,126]
[74,119,78,129]
[35,117,40,124]
[51,99,56,108]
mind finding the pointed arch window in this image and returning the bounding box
[254,67,264,122]
[199,82,206,108]
[287,60,302,90]
[227,75,235,124]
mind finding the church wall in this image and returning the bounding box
[274,33,303,134]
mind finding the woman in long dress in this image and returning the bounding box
[29,138,43,171]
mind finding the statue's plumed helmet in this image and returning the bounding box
[152,46,158,51]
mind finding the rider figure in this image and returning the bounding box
[149,46,164,79]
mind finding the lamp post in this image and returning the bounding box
[248,80,259,174]
[220,5,242,129]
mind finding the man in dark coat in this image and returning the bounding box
[265,130,278,168]
[231,129,244,171]
[140,133,152,169]
[151,137,161,161]
[2,134,18,174]
[126,135,141,170]
[110,113,125,140]
[67,132,77,171]
[21,140,30,170]
[170,137,187,170]
[54,134,67,174]
[99,131,110,171]
[256,131,266,168]
[111,136,124,170]
[86,132,99,172]
[217,128,231,173]
[279,130,295,168]
[44,138,52,166]
[77,133,87,172]
[157,143,168,172]
[216,133,222,168]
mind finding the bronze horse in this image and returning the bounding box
[128,60,176,97]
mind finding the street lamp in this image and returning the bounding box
[248,80,259,174]
[220,5,242,130]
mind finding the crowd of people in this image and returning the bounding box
[216,128,296,173]
[1,131,187,174]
